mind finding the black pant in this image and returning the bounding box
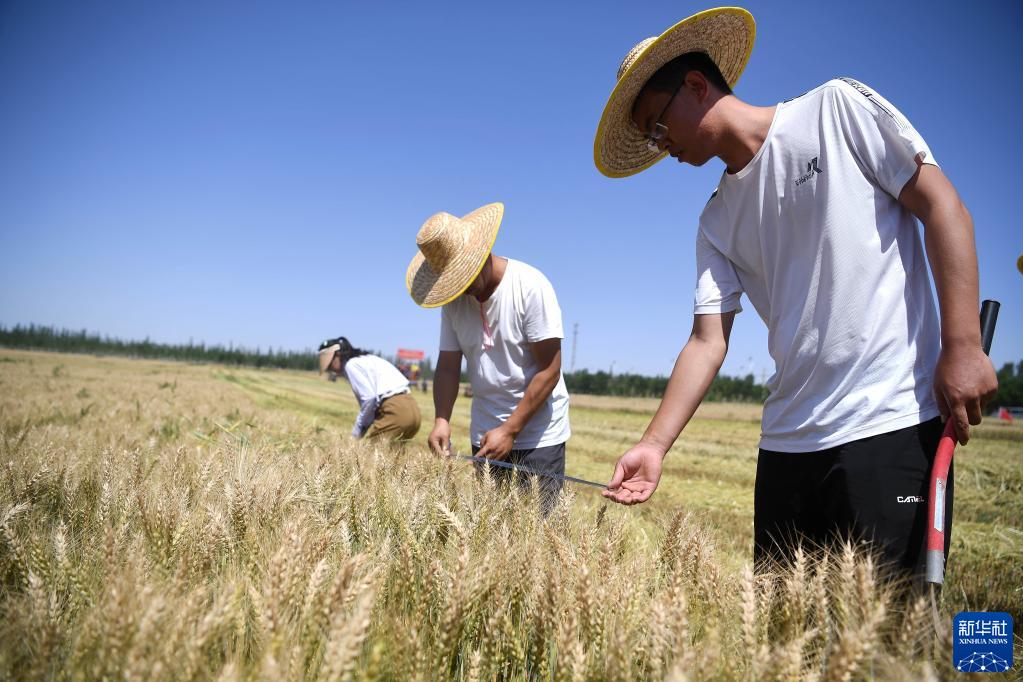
[471,442,566,516]
[754,417,949,578]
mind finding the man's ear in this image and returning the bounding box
[684,70,710,102]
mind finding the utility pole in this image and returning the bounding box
[571,322,578,372]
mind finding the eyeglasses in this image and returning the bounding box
[644,82,683,153]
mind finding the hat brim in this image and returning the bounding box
[594,7,756,178]
[318,344,339,374]
[406,202,504,308]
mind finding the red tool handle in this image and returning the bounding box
[925,300,999,584]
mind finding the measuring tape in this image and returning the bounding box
[453,452,607,490]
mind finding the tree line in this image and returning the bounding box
[563,368,768,402]
[1,323,769,401]
[994,361,1023,407]
[0,323,319,370]
[7,323,1018,406]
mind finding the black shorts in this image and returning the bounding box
[754,417,949,577]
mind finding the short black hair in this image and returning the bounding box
[639,51,732,101]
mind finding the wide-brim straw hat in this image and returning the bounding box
[594,7,756,178]
[406,202,504,308]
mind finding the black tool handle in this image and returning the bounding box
[980,300,1000,356]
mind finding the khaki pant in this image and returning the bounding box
[363,392,421,442]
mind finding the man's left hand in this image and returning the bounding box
[477,425,516,461]
[933,344,998,445]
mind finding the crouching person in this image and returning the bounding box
[406,202,571,515]
[318,337,421,443]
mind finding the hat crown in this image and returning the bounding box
[416,212,468,273]
[617,37,657,81]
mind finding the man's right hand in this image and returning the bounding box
[602,442,665,505]
[933,343,998,445]
[599,313,731,506]
[428,420,452,456]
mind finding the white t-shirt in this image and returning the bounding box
[696,78,941,452]
[440,258,571,448]
[343,354,410,438]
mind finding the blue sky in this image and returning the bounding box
[1,1,1020,379]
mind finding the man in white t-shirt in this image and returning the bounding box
[592,8,997,576]
[406,203,571,512]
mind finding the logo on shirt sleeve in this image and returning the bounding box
[838,77,911,131]
[794,157,824,186]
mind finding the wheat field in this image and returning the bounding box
[0,349,1019,680]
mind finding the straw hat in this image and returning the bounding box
[406,203,504,308]
[594,7,756,178]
